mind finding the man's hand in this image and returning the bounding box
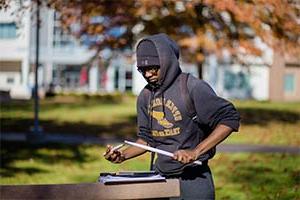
[173,149,198,164]
[173,124,234,164]
[103,144,125,163]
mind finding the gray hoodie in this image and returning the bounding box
[136,33,240,176]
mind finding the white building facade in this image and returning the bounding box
[203,38,272,101]
[0,2,96,99]
[0,1,32,98]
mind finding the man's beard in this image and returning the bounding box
[148,81,160,89]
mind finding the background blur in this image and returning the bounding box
[0,1,299,199]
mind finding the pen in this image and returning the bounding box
[103,143,125,156]
[111,143,125,152]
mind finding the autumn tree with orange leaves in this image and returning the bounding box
[1,0,299,78]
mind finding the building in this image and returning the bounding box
[0,1,32,99]
[0,2,139,99]
[203,38,300,102]
[0,2,96,99]
[269,52,300,101]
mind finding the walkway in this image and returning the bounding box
[1,132,299,154]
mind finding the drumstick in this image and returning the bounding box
[124,140,202,165]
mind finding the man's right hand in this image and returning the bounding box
[103,145,125,163]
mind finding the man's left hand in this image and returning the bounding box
[173,149,198,164]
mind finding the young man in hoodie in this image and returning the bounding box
[104,33,240,199]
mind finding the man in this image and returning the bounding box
[104,33,240,199]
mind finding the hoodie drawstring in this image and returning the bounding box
[162,92,165,118]
[149,89,155,171]
[149,87,166,171]
[150,90,154,132]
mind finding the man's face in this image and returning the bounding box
[138,66,160,84]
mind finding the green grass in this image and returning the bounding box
[227,100,300,147]
[211,153,300,200]
[1,95,300,199]
[1,96,299,145]
[1,142,299,199]
[0,143,151,185]
[1,94,137,136]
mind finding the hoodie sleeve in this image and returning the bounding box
[190,79,240,132]
[136,90,154,145]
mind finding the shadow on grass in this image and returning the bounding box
[1,94,126,112]
[1,98,300,180]
[238,108,300,125]
[2,107,299,136]
[2,97,300,135]
[0,115,137,137]
[1,166,49,177]
[0,98,137,178]
[0,141,91,178]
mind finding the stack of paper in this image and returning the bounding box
[98,171,166,184]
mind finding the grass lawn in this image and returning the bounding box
[1,94,137,137]
[1,142,299,200]
[227,100,300,147]
[1,94,300,199]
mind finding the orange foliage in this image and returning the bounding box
[20,0,299,65]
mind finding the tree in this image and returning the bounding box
[2,0,299,78]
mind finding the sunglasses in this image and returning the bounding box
[138,66,160,75]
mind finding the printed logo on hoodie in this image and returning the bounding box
[149,97,182,137]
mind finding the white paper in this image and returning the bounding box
[99,174,166,184]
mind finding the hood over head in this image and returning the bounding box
[136,33,182,92]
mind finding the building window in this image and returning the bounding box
[7,77,14,84]
[53,12,75,48]
[0,23,17,39]
[284,74,295,93]
[125,71,132,90]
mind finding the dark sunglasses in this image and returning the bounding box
[138,66,160,75]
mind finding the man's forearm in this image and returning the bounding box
[194,124,233,157]
[122,138,147,160]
